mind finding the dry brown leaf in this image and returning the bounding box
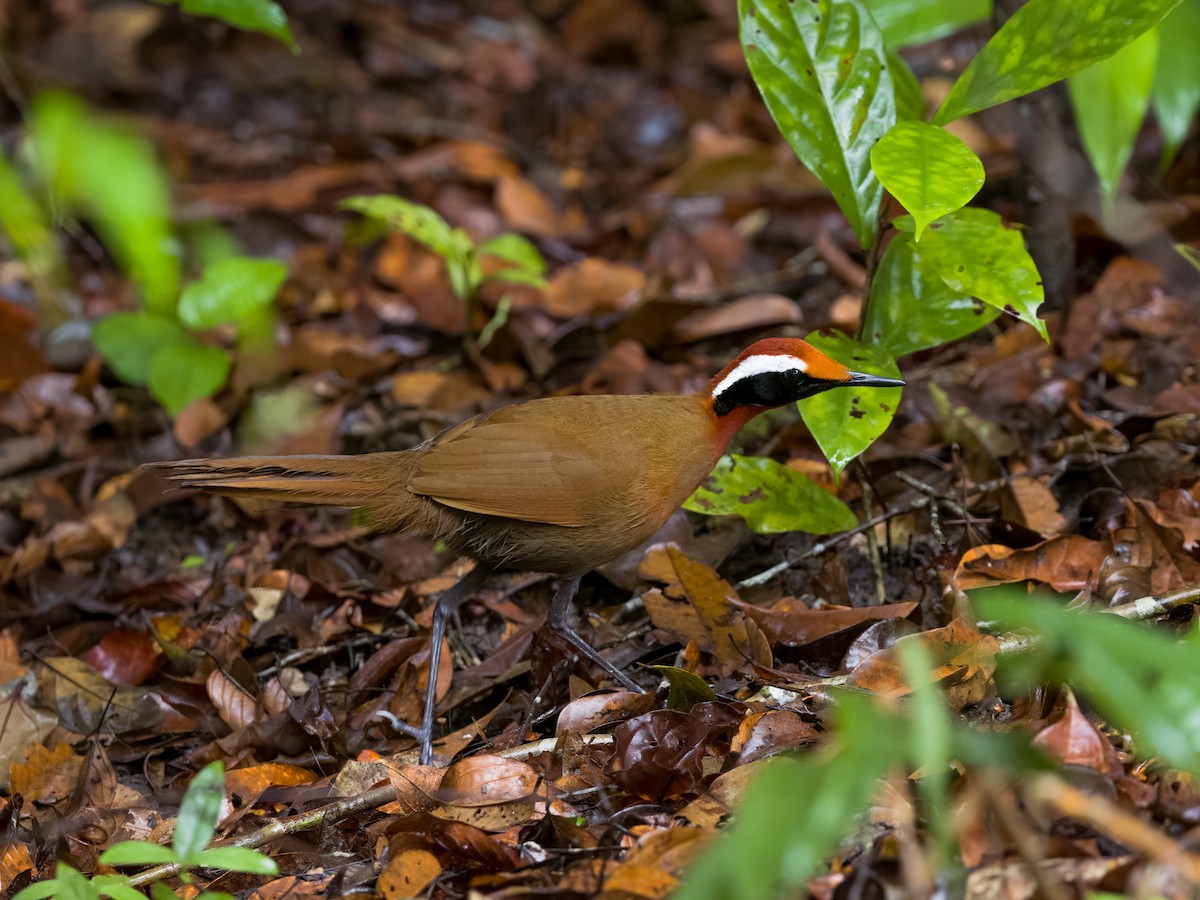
[225,763,317,801]
[10,742,83,805]
[207,669,258,730]
[438,755,539,806]
[1002,475,1067,537]
[378,848,441,900]
[556,691,657,736]
[545,258,645,319]
[739,597,919,647]
[671,294,801,343]
[954,536,1110,592]
[1031,692,1122,777]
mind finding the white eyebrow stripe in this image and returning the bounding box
[712,354,807,399]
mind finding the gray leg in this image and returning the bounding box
[418,564,495,765]
[546,576,640,692]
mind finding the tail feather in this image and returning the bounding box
[147,453,412,511]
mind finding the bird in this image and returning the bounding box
[150,337,903,764]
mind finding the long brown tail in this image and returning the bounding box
[147,453,415,517]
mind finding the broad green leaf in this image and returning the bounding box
[933,0,1184,125]
[864,230,1001,357]
[1153,2,1200,164]
[1068,27,1158,211]
[195,846,279,875]
[339,195,458,259]
[173,761,225,862]
[477,232,546,278]
[93,312,189,386]
[31,92,180,315]
[178,256,287,330]
[797,332,902,478]
[905,209,1047,341]
[739,0,895,248]
[195,893,239,900]
[148,339,231,416]
[979,591,1200,774]
[150,883,175,900]
[685,454,857,534]
[888,51,925,122]
[865,0,990,48]
[870,121,984,239]
[651,666,720,711]
[93,877,146,900]
[178,0,297,51]
[675,693,900,900]
[12,880,66,900]
[100,841,178,866]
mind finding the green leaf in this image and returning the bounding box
[178,256,287,330]
[12,880,66,900]
[0,155,65,288]
[907,209,1047,341]
[92,877,145,900]
[1153,2,1200,164]
[1068,27,1158,211]
[978,592,1200,774]
[933,0,1183,125]
[650,666,720,711]
[888,51,925,121]
[100,840,179,866]
[739,0,895,248]
[148,338,231,416]
[870,121,984,240]
[339,195,459,259]
[865,0,990,48]
[150,883,176,900]
[797,332,902,477]
[675,693,900,900]
[684,454,858,534]
[31,92,181,315]
[93,312,189,386]
[195,846,279,875]
[864,229,1001,357]
[173,761,225,862]
[178,0,297,51]
[1177,242,1200,272]
[477,232,546,277]
[897,639,953,861]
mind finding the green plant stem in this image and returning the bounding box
[855,458,887,605]
[855,202,892,343]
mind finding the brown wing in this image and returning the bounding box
[406,399,614,527]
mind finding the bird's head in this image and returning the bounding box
[707,337,904,418]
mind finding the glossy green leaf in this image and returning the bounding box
[148,339,231,416]
[864,230,1001,357]
[195,846,279,875]
[888,51,925,121]
[797,331,902,478]
[739,0,895,248]
[93,312,189,386]
[865,0,990,48]
[870,121,984,239]
[178,256,287,330]
[1068,27,1158,210]
[100,841,178,866]
[684,454,857,534]
[173,761,225,861]
[904,209,1047,341]
[340,195,458,258]
[979,591,1200,774]
[32,92,181,315]
[11,879,67,900]
[1153,2,1200,164]
[933,0,1183,125]
[177,0,297,51]
[650,666,719,711]
[675,693,900,900]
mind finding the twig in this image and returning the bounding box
[1025,774,1200,883]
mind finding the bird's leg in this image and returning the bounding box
[418,563,495,765]
[546,576,641,692]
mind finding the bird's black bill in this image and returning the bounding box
[847,371,906,389]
